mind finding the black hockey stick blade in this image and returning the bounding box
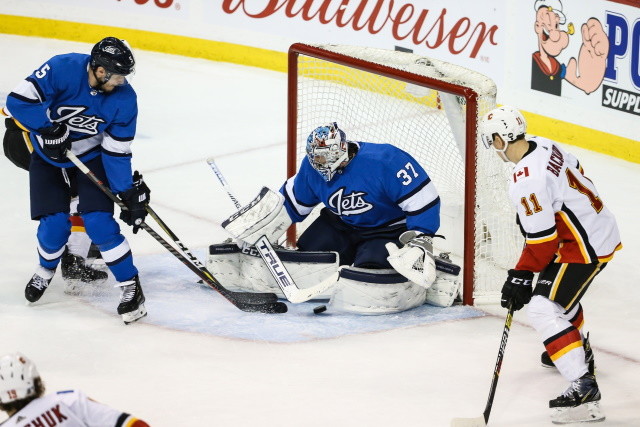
[234,299,288,314]
[227,290,278,304]
[196,280,278,303]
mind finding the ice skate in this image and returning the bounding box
[550,373,605,424]
[116,275,147,324]
[541,333,595,374]
[25,266,56,303]
[61,249,108,294]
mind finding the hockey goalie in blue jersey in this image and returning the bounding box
[3,37,150,324]
[212,123,461,314]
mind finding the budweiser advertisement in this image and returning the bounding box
[206,0,506,81]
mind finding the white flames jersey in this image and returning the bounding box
[2,390,145,427]
[510,136,621,272]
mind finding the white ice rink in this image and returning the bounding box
[1,35,639,426]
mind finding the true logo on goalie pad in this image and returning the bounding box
[257,239,293,289]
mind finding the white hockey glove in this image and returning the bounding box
[385,230,436,289]
[221,187,292,246]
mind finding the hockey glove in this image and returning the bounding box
[501,269,534,311]
[37,123,71,161]
[385,230,436,288]
[119,171,151,234]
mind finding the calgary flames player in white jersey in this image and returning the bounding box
[0,353,149,427]
[479,106,621,424]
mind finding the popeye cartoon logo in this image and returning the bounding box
[531,0,609,96]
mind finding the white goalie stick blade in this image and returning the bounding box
[450,416,486,427]
[254,235,336,303]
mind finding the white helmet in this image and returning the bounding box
[479,105,527,150]
[0,353,40,404]
[306,122,350,182]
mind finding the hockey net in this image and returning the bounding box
[286,43,523,305]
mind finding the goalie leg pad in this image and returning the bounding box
[328,266,426,315]
[221,187,292,246]
[207,243,339,298]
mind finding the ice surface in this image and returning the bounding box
[1,35,639,426]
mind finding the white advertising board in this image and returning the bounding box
[0,0,638,142]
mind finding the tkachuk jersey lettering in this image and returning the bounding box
[1,390,145,427]
[281,142,440,235]
[5,53,137,193]
[510,136,621,271]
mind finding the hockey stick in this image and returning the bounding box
[450,304,515,427]
[144,206,278,304]
[65,151,287,314]
[207,157,335,303]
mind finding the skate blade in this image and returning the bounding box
[551,401,605,424]
[122,304,148,325]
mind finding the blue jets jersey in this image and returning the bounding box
[5,53,138,193]
[281,142,440,235]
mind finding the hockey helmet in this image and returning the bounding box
[306,122,349,182]
[479,105,527,150]
[90,37,135,76]
[0,353,41,404]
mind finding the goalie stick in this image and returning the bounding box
[207,157,336,303]
[65,150,287,314]
[450,303,515,427]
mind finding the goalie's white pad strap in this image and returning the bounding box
[206,243,339,299]
[328,266,426,315]
[221,187,292,246]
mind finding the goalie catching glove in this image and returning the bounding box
[221,187,292,246]
[385,230,436,288]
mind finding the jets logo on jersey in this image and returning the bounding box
[327,187,373,216]
[55,106,105,135]
[513,166,530,183]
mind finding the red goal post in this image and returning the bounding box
[286,43,522,305]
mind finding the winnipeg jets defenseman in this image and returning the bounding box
[3,37,150,324]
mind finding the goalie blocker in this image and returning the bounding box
[207,244,461,313]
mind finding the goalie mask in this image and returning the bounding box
[0,353,40,404]
[479,106,527,162]
[306,122,349,182]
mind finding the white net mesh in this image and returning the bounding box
[289,44,523,304]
